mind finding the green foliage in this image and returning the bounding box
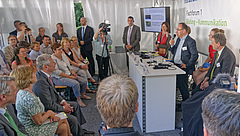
[74,2,84,30]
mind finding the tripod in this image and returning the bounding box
[97,32,114,81]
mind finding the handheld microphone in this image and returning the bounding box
[172,34,176,39]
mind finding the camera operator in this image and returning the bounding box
[17,22,35,43]
[93,23,112,80]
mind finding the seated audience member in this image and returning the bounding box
[51,43,90,107]
[97,75,142,136]
[2,35,17,66]
[9,20,21,36]
[11,46,35,71]
[19,41,31,58]
[155,21,171,58]
[35,27,52,45]
[10,66,71,136]
[192,32,236,95]
[52,23,68,44]
[0,76,28,136]
[40,35,53,55]
[193,28,224,86]
[29,42,42,67]
[0,49,11,75]
[202,89,240,136]
[93,23,113,80]
[33,54,95,136]
[17,22,35,43]
[61,37,96,92]
[71,36,86,62]
[182,73,232,136]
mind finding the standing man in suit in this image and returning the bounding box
[9,20,21,36]
[192,32,236,95]
[169,22,198,101]
[122,16,141,67]
[2,35,17,66]
[33,54,94,136]
[123,16,141,52]
[0,76,28,136]
[77,17,95,76]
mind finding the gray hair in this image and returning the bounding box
[212,32,226,46]
[202,89,240,136]
[36,54,51,70]
[0,76,15,95]
[97,74,139,128]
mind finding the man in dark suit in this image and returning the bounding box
[0,76,28,136]
[192,32,236,95]
[9,20,21,36]
[33,54,94,136]
[122,16,141,52]
[169,22,198,101]
[77,17,95,76]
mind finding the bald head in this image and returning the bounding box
[80,17,87,26]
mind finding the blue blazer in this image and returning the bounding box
[170,35,198,75]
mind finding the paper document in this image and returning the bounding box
[42,112,68,125]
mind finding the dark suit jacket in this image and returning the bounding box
[33,70,65,112]
[205,46,236,83]
[9,30,17,36]
[122,25,141,51]
[0,104,28,136]
[77,26,94,52]
[170,35,198,74]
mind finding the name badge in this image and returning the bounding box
[101,44,104,47]
[216,62,220,67]
[182,46,187,51]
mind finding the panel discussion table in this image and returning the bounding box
[128,53,185,133]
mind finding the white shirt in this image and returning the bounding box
[216,46,225,62]
[0,107,9,121]
[17,31,30,43]
[82,25,88,34]
[173,34,188,64]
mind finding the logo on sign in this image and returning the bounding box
[185,0,197,3]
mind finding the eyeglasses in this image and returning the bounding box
[20,51,27,53]
[9,39,17,41]
[177,29,183,31]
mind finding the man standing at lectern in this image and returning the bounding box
[169,22,198,101]
[122,16,141,67]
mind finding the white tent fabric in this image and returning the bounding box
[0,0,76,47]
[82,0,154,51]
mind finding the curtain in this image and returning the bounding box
[82,0,154,51]
[0,0,76,48]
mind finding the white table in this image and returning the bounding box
[128,53,185,133]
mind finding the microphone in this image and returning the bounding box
[212,73,232,88]
[172,34,176,39]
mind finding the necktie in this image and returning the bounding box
[4,110,26,136]
[210,52,219,80]
[82,27,84,40]
[128,26,131,45]
[49,76,54,86]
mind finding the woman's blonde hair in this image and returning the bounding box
[61,37,70,48]
[10,66,34,89]
[70,36,80,48]
[97,75,139,128]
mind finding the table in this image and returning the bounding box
[128,53,185,133]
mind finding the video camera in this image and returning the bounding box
[19,22,31,31]
[99,20,111,35]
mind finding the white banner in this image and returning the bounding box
[184,0,240,64]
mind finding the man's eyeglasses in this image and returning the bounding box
[9,39,17,41]
[177,29,183,31]
[56,48,62,51]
